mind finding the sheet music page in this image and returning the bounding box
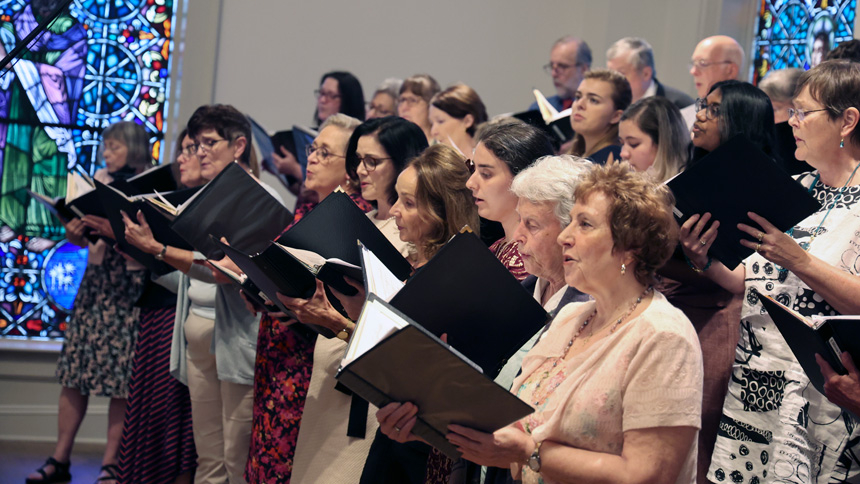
[342,297,406,366]
[360,243,404,302]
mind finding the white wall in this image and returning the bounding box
[201,0,756,134]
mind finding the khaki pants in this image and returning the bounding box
[185,311,254,484]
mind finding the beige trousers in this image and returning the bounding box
[185,311,254,484]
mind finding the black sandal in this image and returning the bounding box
[95,463,120,483]
[25,456,71,484]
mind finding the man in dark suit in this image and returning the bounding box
[528,36,592,112]
[606,37,694,110]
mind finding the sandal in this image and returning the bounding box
[25,456,71,484]
[95,463,120,483]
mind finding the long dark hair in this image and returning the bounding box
[314,71,365,125]
[709,80,777,157]
[474,122,554,176]
[345,116,429,205]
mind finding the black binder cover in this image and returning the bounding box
[512,109,573,145]
[111,163,178,196]
[759,294,860,399]
[169,162,294,259]
[276,191,412,281]
[667,135,821,270]
[27,190,76,222]
[336,295,534,459]
[215,239,335,338]
[95,182,200,274]
[388,232,548,378]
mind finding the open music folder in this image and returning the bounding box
[335,293,534,459]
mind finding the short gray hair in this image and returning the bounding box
[759,68,804,103]
[607,37,656,77]
[510,155,592,227]
[373,78,403,102]
[554,36,592,68]
[320,113,361,133]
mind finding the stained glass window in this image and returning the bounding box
[0,0,176,339]
[752,0,857,84]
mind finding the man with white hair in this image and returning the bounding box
[606,37,694,109]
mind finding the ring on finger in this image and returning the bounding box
[758,232,764,242]
[393,426,402,432]
[755,243,762,253]
[700,238,707,246]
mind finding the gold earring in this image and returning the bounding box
[621,263,626,275]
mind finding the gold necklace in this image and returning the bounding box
[530,285,653,405]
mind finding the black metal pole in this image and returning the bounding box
[0,0,76,72]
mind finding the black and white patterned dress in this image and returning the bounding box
[708,172,860,484]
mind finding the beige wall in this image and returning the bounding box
[202,0,756,134]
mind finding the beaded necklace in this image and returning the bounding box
[529,285,653,405]
[778,163,860,273]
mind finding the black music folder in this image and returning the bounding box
[111,162,178,196]
[275,190,412,281]
[165,162,294,260]
[667,135,821,269]
[95,181,201,274]
[759,294,860,401]
[335,294,534,459]
[364,231,549,378]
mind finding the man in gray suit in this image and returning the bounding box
[607,37,694,110]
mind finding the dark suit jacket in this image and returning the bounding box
[655,78,695,110]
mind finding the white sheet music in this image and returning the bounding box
[360,243,404,302]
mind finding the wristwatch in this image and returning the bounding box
[527,441,542,472]
[155,244,167,261]
[336,323,352,341]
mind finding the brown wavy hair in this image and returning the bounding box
[573,161,677,285]
[407,144,479,258]
[430,83,488,136]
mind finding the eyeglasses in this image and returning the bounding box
[543,62,580,74]
[306,144,346,162]
[398,95,424,107]
[695,98,721,120]
[356,154,392,171]
[191,138,229,153]
[688,59,733,70]
[315,89,341,101]
[465,159,475,174]
[788,107,828,122]
[181,145,199,157]
[366,103,395,117]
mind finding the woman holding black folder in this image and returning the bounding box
[681,60,860,483]
[379,162,703,484]
[29,122,150,484]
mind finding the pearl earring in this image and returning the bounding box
[621,263,626,275]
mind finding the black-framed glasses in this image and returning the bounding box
[688,59,733,70]
[543,62,580,75]
[191,138,229,153]
[695,98,721,120]
[315,89,341,101]
[465,159,475,174]
[356,154,392,171]
[398,95,424,106]
[788,107,828,122]
[366,102,395,117]
[306,144,346,162]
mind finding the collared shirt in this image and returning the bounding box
[642,79,658,99]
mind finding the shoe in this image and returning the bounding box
[24,456,71,484]
[95,463,120,483]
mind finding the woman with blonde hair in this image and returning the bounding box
[618,96,688,182]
